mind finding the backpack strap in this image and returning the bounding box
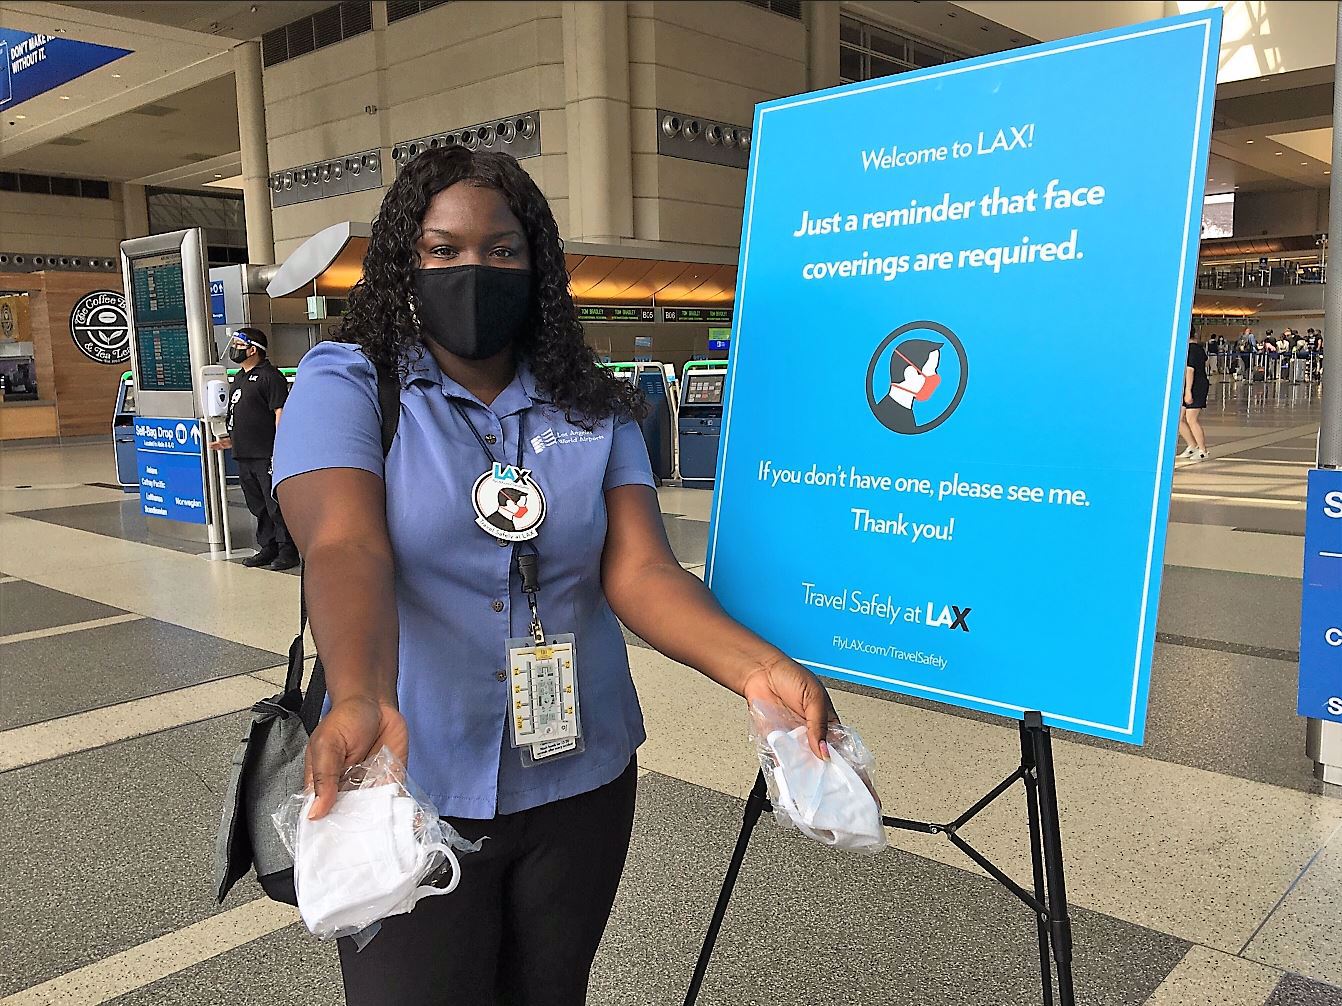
[295,357,401,731]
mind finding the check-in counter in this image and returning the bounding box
[0,333,55,440]
[0,400,59,440]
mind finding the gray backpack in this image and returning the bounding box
[213,357,400,904]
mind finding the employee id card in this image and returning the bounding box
[507,632,582,764]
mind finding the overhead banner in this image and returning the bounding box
[0,29,130,109]
[1298,469,1342,722]
[705,11,1221,744]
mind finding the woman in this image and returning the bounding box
[272,146,835,1005]
[1179,328,1209,462]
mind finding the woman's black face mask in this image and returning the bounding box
[412,265,532,360]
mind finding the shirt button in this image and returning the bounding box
[485,434,497,445]
[495,670,507,682]
[492,599,505,612]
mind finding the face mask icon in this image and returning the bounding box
[893,347,941,401]
[498,488,529,522]
[865,322,967,437]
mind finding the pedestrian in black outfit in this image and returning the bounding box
[210,328,298,570]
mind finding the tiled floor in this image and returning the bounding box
[1,384,1339,1004]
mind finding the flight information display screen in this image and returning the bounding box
[130,252,192,391]
[684,373,725,406]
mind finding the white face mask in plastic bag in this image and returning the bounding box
[295,783,460,938]
[765,725,886,852]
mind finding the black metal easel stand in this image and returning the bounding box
[683,711,1075,1006]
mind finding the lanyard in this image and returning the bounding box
[450,399,524,471]
[450,400,546,643]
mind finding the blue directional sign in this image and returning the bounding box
[1,29,130,109]
[209,280,226,326]
[704,10,1221,744]
[134,417,207,524]
[1298,468,1342,722]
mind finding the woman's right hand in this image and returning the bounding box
[304,696,409,820]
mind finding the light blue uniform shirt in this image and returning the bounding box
[273,342,653,818]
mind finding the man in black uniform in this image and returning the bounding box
[209,328,298,570]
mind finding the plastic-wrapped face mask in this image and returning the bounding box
[295,783,459,938]
[766,726,885,852]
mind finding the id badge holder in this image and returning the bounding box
[507,632,584,766]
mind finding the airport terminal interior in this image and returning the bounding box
[2,1,1342,1004]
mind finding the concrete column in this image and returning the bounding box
[805,1,841,92]
[233,40,275,265]
[562,1,634,243]
[121,182,150,239]
[370,2,393,156]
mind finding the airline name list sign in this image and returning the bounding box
[704,11,1222,744]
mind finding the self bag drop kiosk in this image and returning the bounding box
[677,361,728,487]
[112,373,138,488]
[120,228,229,545]
[113,368,297,489]
[603,361,676,483]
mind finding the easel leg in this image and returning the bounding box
[1020,720,1054,1005]
[1026,712,1076,1006]
[683,770,769,1006]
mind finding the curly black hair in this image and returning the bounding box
[337,146,641,426]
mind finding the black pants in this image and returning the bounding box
[338,759,638,1006]
[235,457,291,553]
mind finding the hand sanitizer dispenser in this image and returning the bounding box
[200,364,229,420]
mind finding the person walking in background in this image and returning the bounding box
[1236,326,1255,380]
[209,328,298,570]
[1179,327,1210,462]
[1205,333,1223,374]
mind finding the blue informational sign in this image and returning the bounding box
[134,417,207,524]
[1298,469,1342,722]
[708,339,731,351]
[704,11,1221,744]
[0,29,130,109]
[209,280,226,327]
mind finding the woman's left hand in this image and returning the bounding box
[741,655,838,759]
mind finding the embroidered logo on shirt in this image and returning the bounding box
[529,427,606,454]
[530,429,560,454]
